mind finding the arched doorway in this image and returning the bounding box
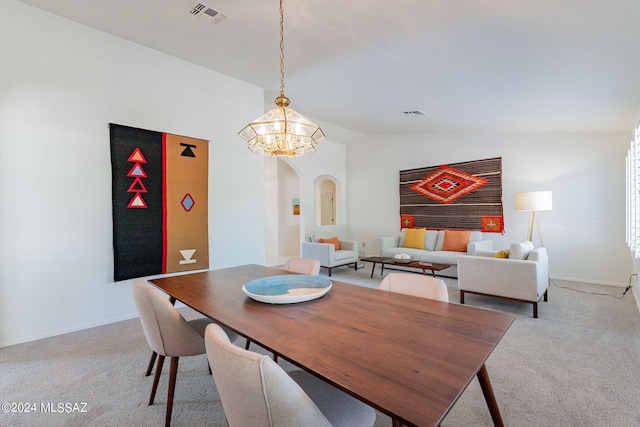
[264,158,301,265]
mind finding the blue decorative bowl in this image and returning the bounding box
[242,275,332,304]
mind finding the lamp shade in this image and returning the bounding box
[515,191,553,211]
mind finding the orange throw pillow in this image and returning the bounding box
[442,230,471,252]
[319,237,340,250]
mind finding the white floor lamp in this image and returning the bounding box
[515,191,553,247]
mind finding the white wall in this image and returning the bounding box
[346,132,633,286]
[264,137,349,261]
[284,140,348,242]
[0,1,266,347]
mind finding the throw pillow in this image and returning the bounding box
[442,230,471,252]
[403,228,426,249]
[319,237,340,250]
[509,241,534,260]
[494,249,510,258]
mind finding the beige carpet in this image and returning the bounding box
[1,266,639,426]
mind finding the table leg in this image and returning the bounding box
[370,262,376,278]
[477,364,504,427]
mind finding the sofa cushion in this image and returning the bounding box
[527,248,543,262]
[509,241,534,260]
[398,228,407,247]
[403,228,426,249]
[435,230,445,251]
[442,230,471,252]
[425,230,438,251]
[319,237,340,250]
[419,250,461,265]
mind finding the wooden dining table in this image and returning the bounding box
[149,264,515,427]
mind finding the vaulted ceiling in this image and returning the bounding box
[17,0,640,134]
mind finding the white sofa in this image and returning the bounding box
[458,242,549,318]
[300,238,359,276]
[378,229,493,277]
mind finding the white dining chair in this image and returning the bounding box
[378,273,449,302]
[205,323,376,427]
[132,280,238,427]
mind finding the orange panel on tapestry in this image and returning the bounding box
[164,133,209,273]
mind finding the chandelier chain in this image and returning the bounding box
[279,0,285,98]
[237,0,325,156]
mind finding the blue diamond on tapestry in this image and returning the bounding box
[181,194,195,212]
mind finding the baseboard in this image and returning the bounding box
[0,313,139,349]
[551,275,639,315]
[550,275,627,288]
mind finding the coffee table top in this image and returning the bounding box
[361,256,451,271]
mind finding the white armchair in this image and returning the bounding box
[458,244,549,318]
[300,238,359,276]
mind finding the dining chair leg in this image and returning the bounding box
[165,357,179,427]
[145,351,158,376]
[149,355,165,405]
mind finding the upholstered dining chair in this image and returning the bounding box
[205,323,376,427]
[132,280,238,427]
[282,256,321,275]
[144,296,176,378]
[378,273,449,302]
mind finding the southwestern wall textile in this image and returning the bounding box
[399,157,503,233]
[110,124,209,281]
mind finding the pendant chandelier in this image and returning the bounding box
[238,0,325,157]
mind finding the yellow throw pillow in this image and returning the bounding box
[319,237,340,250]
[442,230,471,252]
[494,249,510,258]
[403,228,426,249]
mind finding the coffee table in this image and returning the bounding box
[361,256,451,278]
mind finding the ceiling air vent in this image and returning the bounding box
[403,110,427,116]
[187,2,228,24]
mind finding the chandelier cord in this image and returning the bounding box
[237,0,325,156]
[279,0,285,98]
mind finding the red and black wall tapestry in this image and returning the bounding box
[399,157,503,233]
[110,123,209,281]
